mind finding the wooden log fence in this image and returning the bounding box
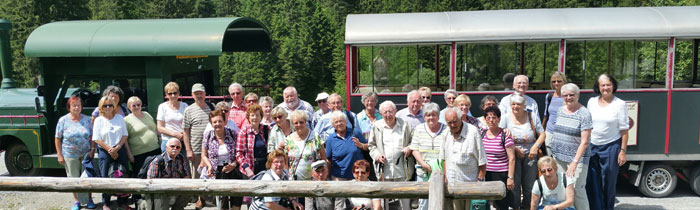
[0,176,504,201]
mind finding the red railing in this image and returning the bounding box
[0,114,44,126]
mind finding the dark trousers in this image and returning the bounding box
[216,165,244,208]
[131,148,162,203]
[587,139,621,210]
[98,147,129,205]
[486,171,516,210]
[513,155,538,209]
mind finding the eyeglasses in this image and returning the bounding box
[168,145,181,149]
[353,170,368,175]
[167,92,178,96]
[540,168,554,173]
[246,99,258,103]
[421,96,431,100]
[446,97,456,100]
[273,116,284,120]
[102,104,114,108]
[551,80,564,84]
[132,104,142,107]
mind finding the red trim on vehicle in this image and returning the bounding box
[0,115,44,125]
[346,45,352,111]
[450,42,456,89]
[665,37,676,155]
[558,39,566,73]
[671,88,700,92]
[350,89,674,97]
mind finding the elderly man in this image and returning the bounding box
[277,86,315,126]
[182,83,212,209]
[440,108,487,210]
[368,100,414,210]
[313,92,330,127]
[304,160,348,210]
[314,93,361,141]
[410,102,450,210]
[146,139,191,210]
[499,75,540,117]
[396,90,424,129]
[227,83,247,130]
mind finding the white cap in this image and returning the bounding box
[315,92,329,101]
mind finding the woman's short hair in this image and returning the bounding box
[484,106,501,118]
[593,74,618,95]
[97,96,117,116]
[215,101,230,111]
[126,96,142,108]
[245,104,263,120]
[266,149,289,169]
[454,94,472,106]
[561,83,580,96]
[259,96,274,107]
[422,102,440,115]
[418,86,432,95]
[361,92,378,104]
[537,156,558,172]
[270,107,288,118]
[209,109,226,123]
[289,110,308,123]
[66,96,82,111]
[510,94,526,105]
[244,93,259,101]
[550,71,568,90]
[444,89,457,98]
[352,159,371,173]
[480,95,499,109]
[102,85,125,104]
[164,82,180,93]
[330,110,347,122]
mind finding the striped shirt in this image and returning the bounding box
[409,123,449,176]
[551,107,593,164]
[482,130,514,172]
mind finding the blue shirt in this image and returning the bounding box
[314,110,362,142]
[254,134,266,158]
[356,109,382,136]
[545,93,565,132]
[325,128,367,179]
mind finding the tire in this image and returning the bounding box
[4,143,41,176]
[638,163,677,198]
[690,165,700,196]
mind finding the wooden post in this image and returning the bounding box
[428,170,445,209]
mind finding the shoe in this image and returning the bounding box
[102,205,111,210]
[410,198,419,209]
[87,199,96,209]
[72,201,80,210]
[194,199,204,210]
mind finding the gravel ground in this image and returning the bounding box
[2,151,700,209]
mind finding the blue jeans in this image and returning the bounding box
[415,170,429,210]
[587,139,621,210]
[98,147,129,205]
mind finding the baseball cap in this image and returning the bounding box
[311,160,327,170]
[192,83,206,92]
[315,92,329,101]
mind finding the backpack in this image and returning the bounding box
[536,174,568,196]
[206,102,215,112]
[137,154,165,179]
[481,129,507,151]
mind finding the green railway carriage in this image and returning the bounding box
[344,7,700,197]
[0,18,271,176]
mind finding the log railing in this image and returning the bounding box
[0,171,505,206]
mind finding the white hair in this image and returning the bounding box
[330,110,347,122]
[510,93,526,105]
[444,89,457,97]
[514,75,530,83]
[329,93,343,103]
[379,101,396,112]
[406,90,420,101]
[444,107,462,120]
[228,83,243,92]
[561,83,580,95]
[422,102,440,115]
[284,86,298,95]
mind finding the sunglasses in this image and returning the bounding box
[317,99,327,103]
[551,80,564,84]
[246,99,258,103]
[421,96,431,99]
[102,104,114,108]
[167,92,179,96]
[540,168,554,173]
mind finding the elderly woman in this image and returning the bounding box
[202,109,242,210]
[445,94,485,131]
[439,89,458,123]
[123,96,160,205]
[268,107,294,152]
[260,96,275,126]
[204,101,239,135]
[55,96,95,210]
[156,82,188,152]
[357,92,382,138]
[236,104,270,178]
[530,156,574,210]
[285,110,326,180]
[245,93,259,107]
[93,96,131,210]
[91,85,130,124]
[499,94,545,210]
[586,74,629,210]
[418,86,432,105]
[409,102,450,210]
[550,83,592,210]
[325,110,368,181]
[249,149,304,210]
[350,159,382,210]
[477,95,499,126]
[482,106,516,210]
[543,71,567,155]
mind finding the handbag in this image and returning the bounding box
[527,111,547,157]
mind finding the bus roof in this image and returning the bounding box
[24,17,271,57]
[345,6,700,45]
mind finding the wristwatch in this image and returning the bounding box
[507,176,513,179]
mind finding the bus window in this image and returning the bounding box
[455,43,517,91]
[566,40,667,89]
[674,39,700,88]
[356,45,449,93]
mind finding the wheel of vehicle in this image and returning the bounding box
[4,143,41,176]
[690,165,700,196]
[638,163,677,198]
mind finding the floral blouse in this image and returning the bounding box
[284,132,323,180]
[55,114,92,158]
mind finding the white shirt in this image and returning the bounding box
[378,120,407,180]
[440,122,487,182]
[156,102,188,141]
[92,115,128,147]
[217,144,229,166]
[587,96,629,145]
[499,93,540,117]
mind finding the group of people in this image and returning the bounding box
[54,71,629,210]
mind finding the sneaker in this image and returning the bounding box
[102,204,111,210]
[87,199,96,209]
[72,201,80,210]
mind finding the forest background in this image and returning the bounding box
[1,0,699,103]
